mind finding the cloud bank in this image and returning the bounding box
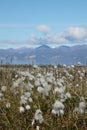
[61,27,87,43]
[0,25,87,48]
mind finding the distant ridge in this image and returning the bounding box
[0,45,87,65]
[36,45,51,49]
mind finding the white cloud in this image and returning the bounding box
[35,27,87,45]
[61,27,87,43]
[36,25,50,34]
[44,27,87,44]
[28,34,37,43]
[45,33,68,44]
[0,27,87,49]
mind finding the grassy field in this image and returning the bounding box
[0,65,87,130]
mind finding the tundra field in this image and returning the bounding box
[0,65,87,130]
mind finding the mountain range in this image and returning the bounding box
[0,44,87,65]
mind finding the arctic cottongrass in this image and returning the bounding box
[29,97,33,102]
[25,105,30,110]
[36,126,40,130]
[37,83,51,96]
[37,87,44,94]
[1,86,7,92]
[65,92,71,99]
[78,101,86,114]
[6,102,11,109]
[54,86,66,94]
[52,100,65,116]
[24,92,31,98]
[0,65,87,129]
[19,106,25,113]
[20,95,27,105]
[33,64,38,69]
[34,109,44,124]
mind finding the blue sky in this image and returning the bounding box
[0,0,87,48]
